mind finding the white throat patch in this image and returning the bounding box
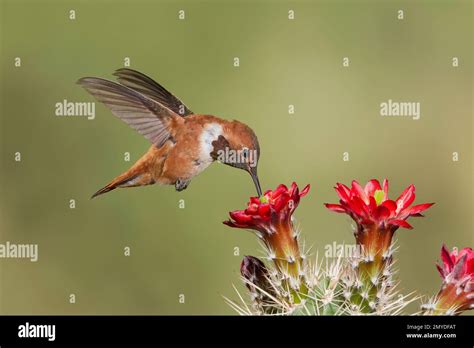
[199,123,223,162]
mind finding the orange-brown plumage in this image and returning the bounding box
[78,69,261,199]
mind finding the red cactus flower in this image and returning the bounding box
[325,179,434,230]
[224,182,310,281]
[432,245,474,314]
[437,245,474,281]
[225,182,310,233]
[325,179,434,278]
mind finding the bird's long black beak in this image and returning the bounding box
[249,166,262,197]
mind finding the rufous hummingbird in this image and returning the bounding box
[77,68,262,199]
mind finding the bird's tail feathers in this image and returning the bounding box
[91,169,155,199]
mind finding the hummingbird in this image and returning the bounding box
[77,68,262,199]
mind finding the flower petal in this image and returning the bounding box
[375,205,391,221]
[382,179,389,201]
[223,220,249,229]
[273,192,290,212]
[395,184,415,213]
[440,244,454,273]
[368,196,377,215]
[258,203,270,216]
[436,263,445,278]
[335,183,351,202]
[245,203,258,214]
[230,211,253,223]
[324,203,346,213]
[380,200,397,215]
[289,182,298,197]
[404,203,435,216]
[389,219,413,229]
[272,184,288,198]
[451,254,468,280]
[351,180,368,204]
[348,196,368,218]
[250,197,260,205]
[456,247,474,277]
[300,184,310,197]
[364,179,382,197]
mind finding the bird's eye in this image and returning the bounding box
[242,148,249,159]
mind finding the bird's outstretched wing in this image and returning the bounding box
[77,77,183,147]
[113,68,194,117]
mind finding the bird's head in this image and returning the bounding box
[211,120,262,196]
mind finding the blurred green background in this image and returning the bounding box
[0,0,472,314]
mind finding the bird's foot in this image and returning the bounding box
[175,179,190,192]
